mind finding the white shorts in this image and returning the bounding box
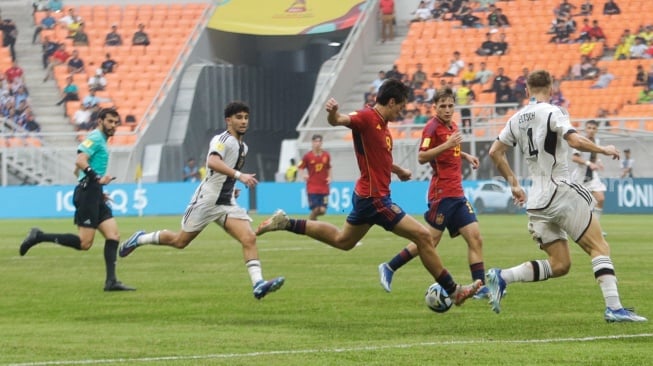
[527,182,594,245]
[583,176,606,193]
[181,200,251,233]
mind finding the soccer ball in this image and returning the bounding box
[425,283,452,313]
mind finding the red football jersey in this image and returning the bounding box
[299,150,331,194]
[348,107,393,198]
[420,116,465,201]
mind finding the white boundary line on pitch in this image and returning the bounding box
[6,333,653,366]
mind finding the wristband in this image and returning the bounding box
[585,161,591,167]
[234,171,242,179]
[84,166,98,180]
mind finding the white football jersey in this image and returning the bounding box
[497,100,576,209]
[189,130,247,206]
[570,137,601,184]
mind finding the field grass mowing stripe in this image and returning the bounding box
[7,333,653,366]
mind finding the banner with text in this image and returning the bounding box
[1,179,651,219]
[0,182,250,219]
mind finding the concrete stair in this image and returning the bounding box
[340,26,406,116]
[2,2,75,146]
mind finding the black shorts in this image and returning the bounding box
[73,180,113,228]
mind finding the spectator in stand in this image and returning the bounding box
[456,80,475,134]
[638,25,653,43]
[494,79,515,115]
[413,107,429,124]
[556,0,576,16]
[583,57,600,79]
[33,0,49,13]
[363,85,374,105]
[602,0,620,15]
[487,6,509,28]
[44,41,70,82]
[401,108,415,124]
[634,64,647,86]
[484,66,510,93]
[183,158,201,182]
[3,101,18,122]
[576,0,593,16]
[575,18,592,42]
[471,61,494,87]
[67,50,85,75]
[579,36,603,58]
[101,53,118,74]
[41,36,60,69]
[411,1,433,22]
[636,84,653,104]
[55,75,79,106]
[513,67,529,102]
[629,37,648,59]
[613,34,630,60]
[73,23,89,46]
[371,70,386,92]
[23,111,41,134]
[14,85,30,107]
[549,81,569,108]
[588,19,606,41]
[563,12,577,33]
[58,8,81,27]
[88,68,107,91]
[48,0,63,12]
[72,102,94,131]
[0,89,12,107]
[436,51,465,77]
[105,25,123,46]
[590,67,615,89]
[33,10,57,44]
[492,32,508,55]
[550,21,571,43]
[66,15,83,39]
[402,74,416,103]
[457,0,482,28]
[363,87,376,107]
[0,17,18,61]
[461,63,476,84]
[486,5,500,27]
[411,63,427,89]
[385,64,403,80]
[431,0,451,20]
[476,32,495,56]
[424,80,436,103]
[5,61,24,85]
[379,0,395,43]
[83,88,111,107]
[647,64,653,89]
[132,23,150,46]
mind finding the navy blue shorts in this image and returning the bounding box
[424,197,477,237]
[308,193,328,210]
[346,193,406,231]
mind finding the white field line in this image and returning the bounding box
[6,333,653,366]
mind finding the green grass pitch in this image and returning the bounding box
[1,214,651,365]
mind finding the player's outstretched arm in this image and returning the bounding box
[488,139,524,204]
[392,164,412,181]
[325,97,351,126]
[566,132,620,160]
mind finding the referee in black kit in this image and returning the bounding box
[20,108,135,291]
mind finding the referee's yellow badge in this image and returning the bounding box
[82,139,93,148]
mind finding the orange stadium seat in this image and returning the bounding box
[30,4,204,146]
